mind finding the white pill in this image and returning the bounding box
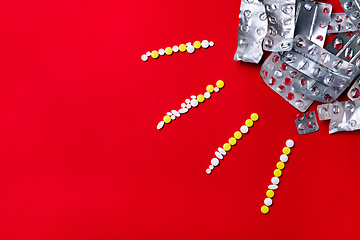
[146,51,151,56]
[191,95,196,99]
[264,198,273,206]
[280,154,288,163]
[215,151,223,160]
[214,87,220,92]
[186,104,191,109]
[185,99,191,104]
[178,108,188,114]
[209,165,214,170]
[191,99,199,107]
[171,110,180,117]
[186,42,192,46]
[204,92,211,99]
[211,158,220,166]
[209,41,214,47]
[181,103,186,108]
[206,169,212,174]
[271,177,280,185]
[218,147,227,156]
[141,54,148,62]
[171,115,176,120]
[158,48,165,55]
[166,112,172,116]
[173,45,179,52]
[240,125,249,134]
[201,40,210,48]
[286,139,295,148]
[187,45,195,54]
[157,121,165,130]
[268,185,278,190]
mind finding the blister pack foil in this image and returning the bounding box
[340,0,360,29]
[295,111,319,134]
[328,13,357,34]
[294,0,332,47]
[348,77,360,100]
[260,52,314,112]
[234,0,268,63]
[263,0,296,52]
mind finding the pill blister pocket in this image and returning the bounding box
[295,111,319,134]
[340,0,360,29]
[328,13,357,34]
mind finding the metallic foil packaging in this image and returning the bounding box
[295,111,319,134]
[348,77,360,100]
[340,0,360,29]
[328,13,357,34]
[234,0,268,63]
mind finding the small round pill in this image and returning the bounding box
[165,47,173,55]
[171,115,175,120]
[197,94,205,103]
[286,139,295,148]
[274,169,282,177]
[206,85,214,93]
[206,169,212,174]
[181,103,186,108]
[172,45,179,52]
[209,41,214,47]
[158,48,165,55]
[204,92,211,99]
[223,143,231,151]
[271,177,280,185]
[280,154,288,162]
[251,113,259,121]
[261,205,269,214]
[214,87,220,92]
[179,44,187,52]
[216,80,225,88]
[163,115,171,124]
[266,190,275,198]
[201,40,210,48]
[240,125,249,134]
[268,185,278,190]
[215,151,223,160]
[157,121,165,130]
[194,41,201,49]
[218,147,226,155]
[229,137,237,146]
[186,104,191,109]
[264,198,273,206]
[146,51,151,56]
[277,161,285,170]
[245,119,253,127]
[211,158,220,166]
[283,147,291,155]
[185,99,191,104]
[151,50,159,59]
[187,45,195,54]
[190,99,199,107]
[234,131,242,139]
[209,165,214,170]
[141,54,148,61]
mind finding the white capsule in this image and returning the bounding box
[141,54,148,62]
[206,169,212,174]
[214,87,220,92]
[186,103,192,109]
[268,184,278,190]
[185,99,191,104]
[204,92,211,99]
[201,40,210,48]
[181,103,186,108]
[286,139,295,148]
[280,154,288,162]
[218,147,227,156]
[215,151,223,160]
[240,125,249,134]
[158,48,165,55]
[209,41,214,47]
[187,45,195,54]
[171,115,176,120]
[211,158,220,166]
[171,110,180,117]
[146,51,151,56]
[178,108,188,114]
[191,99,199,107]
[209,165,214,170]
[264,198,273,206]
[191,95,196,99]
[271,177,280,185]
[166,112,172,116]
[173,45,179,52]
[157,121,165,130]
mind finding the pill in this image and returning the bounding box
[229,137,237,146]
[268,185,278,190]
[194,41,201,49]
[266,190,275,198]
[181,103,186,108]
[223,143,231,151]
[186,42,192,47]
[141,54,148,61]
[191,99,199,107]
[166,112,172,116]
[201,40,210,48]
[261,205,269,214]
[286,139,294,148]
[280,154,288,162]
[264,198,273,206]
[245,119,253,127]
[146,51,151,56]
[197,94,205,103]
[216,80,225,88]
[185,99,191,104]
[159,48,165,56]
[215,151,223,160]
[218,147,227,156]
[178,108,188,114]
[165,47,173,55]
[234,131,242,139]
[283,147,291,155]
[163,115,171,124]
[271,177,280,185]
[206,85,214,93]
[211,158,220,166]
[274,169,282,177]
[214,87,220,92]
[186,104,191,109]
[187,45,195,54]
[171,110,180,117]
[157,121,165,130]
[204,92,211,99]
[240,125,249,134]
[191,95,196,99]
[171,115,176,120]
[251,113,259,121]
[151,50,159,59]
[206,169,212,174]
[173,45,179,52]
[209,41,214,47]
[209,165,214,170]
[277,162,285,170]
[179,44,187,52]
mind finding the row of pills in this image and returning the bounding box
[261,139,295,214]
[206,113,259,174]
[157,80,225,130]
[141,40,214,62]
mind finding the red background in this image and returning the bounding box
[0,0,359,239]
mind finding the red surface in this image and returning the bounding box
[0,1,359,239]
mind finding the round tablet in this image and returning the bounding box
[185,99,191,104]
[215,151,223,160]
[201,40,210,48]
[277,161,285,170]
[186,104,191,109]
[171,115,175,120]
[211,158,220,166]
[163,115,171,123]
[146,51,151,56]
[268,185,278,190]
[214,87,220,92]
[190,99,199,107]
[266,190,275,198]
[264,198,273,206]
[286,139,294,148]
[228,137,237,146]
[197,94,205,103]
[234,131,242,139]
[141,54,148,62]
[280,154,288,162]
[206,85,214,93]
[157,121,164,130]
[165,47,173,55]
[151,50,159,59]
[209,165,214,170]
[223,143,231,151]
[181,103,186,108]
[187,45,195,54]
[271,177,280,185]
[179,108,188,114]
[206,169,212,174]
[218,147,226,156]
[159,48,165,55]
[172,45,179,52]
[274,169,282,177]
[283,147,291,155]
[261,205,269,214]
[179,44,187,52]
[216,80,225,88]
[245,119,253,127]
[240,125,249,134]
[251,113,259,121]
[204,92,211,99]
[209,41,214,47]
[194,41,201,49]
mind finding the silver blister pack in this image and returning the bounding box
[234,0,268,63]
[328,13,357,34]
[294,0,332,47]
[295,111,319,134]
[348,77,360,100]
[260,52,314,112]
[340,0,360,29]
[263,0,296,52]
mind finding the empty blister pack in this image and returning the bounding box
[295,111,319,134]
[340,0,360,29]
[263,0,296,52]
[294,0,332,47]
[260,52,314,112]
[234,0,268,63]
[328,13,357,34]
[348,77,360,100]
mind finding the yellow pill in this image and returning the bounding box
[165,47,173,55]
[266,190,275,198]
[216,80,225,88]
[283,147,291,155]
[274,169,282,177]
[245,119,253,127]
[229,137,237,146]
[179,44,187,52]
[151,50,159,59]
[163,115,171,124]
[193,41,201,49]
[206,85,214,93]
[223,143,231,151]
[261,205,269,214]
[197,94,205,103]
[234,131,242,139]
[251,113,259,121]
[277,161,285,170]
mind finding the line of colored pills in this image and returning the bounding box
[206,113,259,174]
[157,80,225,130]
[141,40,214,62]
[261,139,295,214]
